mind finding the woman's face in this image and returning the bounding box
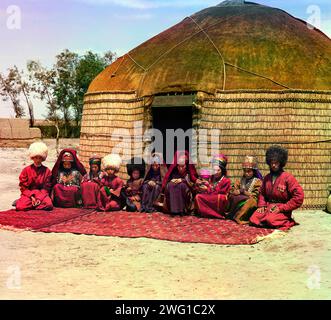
[132,169,140,180]
[213,165,221,176]
[270,160,281,173]
[152,162,160,172]
[32,156,43,166]
[243,168,254,179]
[63,161,72,170]
[177,164,186,175]
[91,164,99,174]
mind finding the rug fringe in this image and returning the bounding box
[0,224,29,233]
[254,229,287,243]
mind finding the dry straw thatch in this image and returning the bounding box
[80,1,331,209]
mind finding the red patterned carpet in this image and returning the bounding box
[0,209,275,245]
[0,208,93,230]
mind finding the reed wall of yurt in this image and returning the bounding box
[196,90,331,209]
[80,91,152,178]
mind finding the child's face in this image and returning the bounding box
[32,156,43,166]
[106,168,115,176]
[132,169,140,180]
[152,163,160,172]
[243,168,254,179]
[63,161,72,170]
[91,164,99,174]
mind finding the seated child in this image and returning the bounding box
[226,156,263,224]
[16,141,53,211]
[81,154,103,209]
[141,153,167,213]
[122,157,145,212]
[195,168,212,194]
[97,154,124,212]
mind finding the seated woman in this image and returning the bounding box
[250,145,304,231]
[81,154,103,209]
[16,141,53,211]
[51,149,86,208]
[122,157,146,212]
[194,154,231,219]
[162,150,198,215]
[97,154,124,212]
[141,153,168,213]
[226,156,263,224]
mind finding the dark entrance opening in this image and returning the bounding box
[152,106,193,164]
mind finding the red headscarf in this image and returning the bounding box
[161,150,198,190]
[51,148,87,186]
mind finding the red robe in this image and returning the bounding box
[81,172,102,209]
[195,175,231,219]
[16,164,53,211]
[250,171,304,230]
[51,149,87,208]
[97,175,124,211]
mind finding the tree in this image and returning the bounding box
[27,60,58,120]
[0,69,25,118]
[53,49,79,136]
[27,49,117,137]
[12,66,35,126]
[74,50,117,127]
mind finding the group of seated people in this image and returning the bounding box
[14,142,305,231]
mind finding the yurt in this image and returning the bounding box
[80,0,331,209]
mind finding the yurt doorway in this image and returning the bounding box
[151,95,195,164]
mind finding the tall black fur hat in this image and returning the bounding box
[126,157,146,178]
[266,145,288,168]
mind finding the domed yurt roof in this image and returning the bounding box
[88,0,331,95]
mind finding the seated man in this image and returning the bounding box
[250,145,304,231]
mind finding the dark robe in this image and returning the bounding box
[162,151,198,215]
[141,153,168,212]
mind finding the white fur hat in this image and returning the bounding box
[28,141,48,161]
[102,154,122,171]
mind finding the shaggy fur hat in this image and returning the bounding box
[28,141,48,161]
[102,154,122,171]
[126,157,146,178]
[266,145,288,168]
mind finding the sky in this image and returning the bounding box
[0,0,331,119]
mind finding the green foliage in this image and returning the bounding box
[0,68,26,118]
[27,49,116,138]
[36,124,81,139]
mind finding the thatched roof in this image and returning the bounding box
[88,0,331,95]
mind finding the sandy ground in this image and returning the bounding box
[0,139,330,300]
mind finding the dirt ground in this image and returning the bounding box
[0,139,330,300]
